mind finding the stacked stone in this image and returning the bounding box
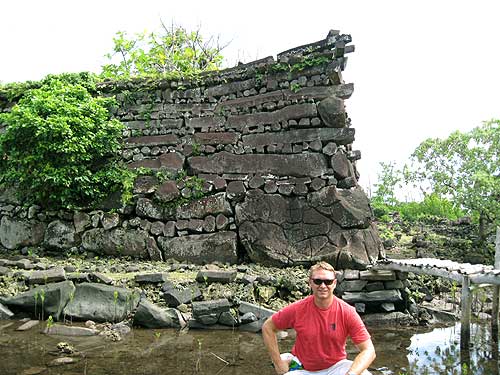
[335,269,408,313]
[0,30,385,272]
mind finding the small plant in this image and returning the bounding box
[113,290,119,323]
[154,332,161,339]
[39,289,46,322]
[46,315,54,332]
[290,82,301,93]
[33,291,39,320]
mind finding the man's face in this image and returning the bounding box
[309,269,337,300]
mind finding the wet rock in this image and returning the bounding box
[196,270,237,284]
[362,312,417,326]
[0,302,14,319]
[63,283,140,323]
[3,281,75,321]
[133,298,183,328]
[28,268,66,285]
[192,299,231,325]
[45,324,98,336]
[48,357,78,366]
[16,320,40,331]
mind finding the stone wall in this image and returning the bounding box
[0,30,385,270]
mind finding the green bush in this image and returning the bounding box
[0,75,133,209]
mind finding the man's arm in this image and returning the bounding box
[346,339,376,375]
[261,317,290,375]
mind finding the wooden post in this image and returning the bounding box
[493,226,500,342]
[460,275,471,351]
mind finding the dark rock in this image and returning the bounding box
[89,272,113,285]
[189,152,329,178]
[133,175,159,194]
[155,180,180,202]
[134,273,169,284]
[196,270,237,284]
[0,302,14,319]
[163,284,202,307]
[0,216,46,250]
[192,299,231,325]
[63,283,140,323]
[28,267,66,285]
[3,280,75,321]
[158,231,238,264]
[317,96,346,128]
[331,151,355,180]
[176,193,232,219]
[133,298,182,328]
[82,228,151,258]
[226,181,246,201]
[342,289,403,303]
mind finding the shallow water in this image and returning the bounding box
[1,320,499,375]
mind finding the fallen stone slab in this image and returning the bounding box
[63,283,140,323]
[359,270,396,281]
[163,284,202,307]
[16,320,39,331]
[2,280,75,321]
[28,267,66,285]
[238,302,275,320]
[195,270,237,284]
[0,265,12,276]
[342,289,403,304]
[89,272,113,285]
[134,273,169,284]
[67,272,90,283]
[0,302,14,319]
[133,298,183,329]
[362,312,416,326]
[44,324,98,336]
[48,357,78,366]
[192,299,231,325]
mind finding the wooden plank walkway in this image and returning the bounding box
[371,226,500,353]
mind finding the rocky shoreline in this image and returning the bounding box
[1,248,465,340]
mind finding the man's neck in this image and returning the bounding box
[313,295,334,309]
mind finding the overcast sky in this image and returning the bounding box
[1,0,499,197]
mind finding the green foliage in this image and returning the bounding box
[101,22,226,80]
[0,74,133,209]
[0,72,99,101]
[408,120,500,225]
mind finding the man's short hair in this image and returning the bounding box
[309,261,336,278]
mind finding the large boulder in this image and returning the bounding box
[158,231,238,264]
[236,188,384,269]
[63,283,140,323]
[0,216,46,250]
[43,220,79,250]
[133,298,183,328]
[1,280,75,321]
[82,228,154,259]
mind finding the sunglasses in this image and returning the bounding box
[311,278,335,286]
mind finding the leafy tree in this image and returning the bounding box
[101,22,227,80]
[0,75,133,209]
[407,119,500,239]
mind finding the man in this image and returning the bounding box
[262,261,376,375]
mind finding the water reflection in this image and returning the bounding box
[0,320,499,374]
[371,323,500,375]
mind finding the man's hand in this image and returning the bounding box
[273,357,290,375]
